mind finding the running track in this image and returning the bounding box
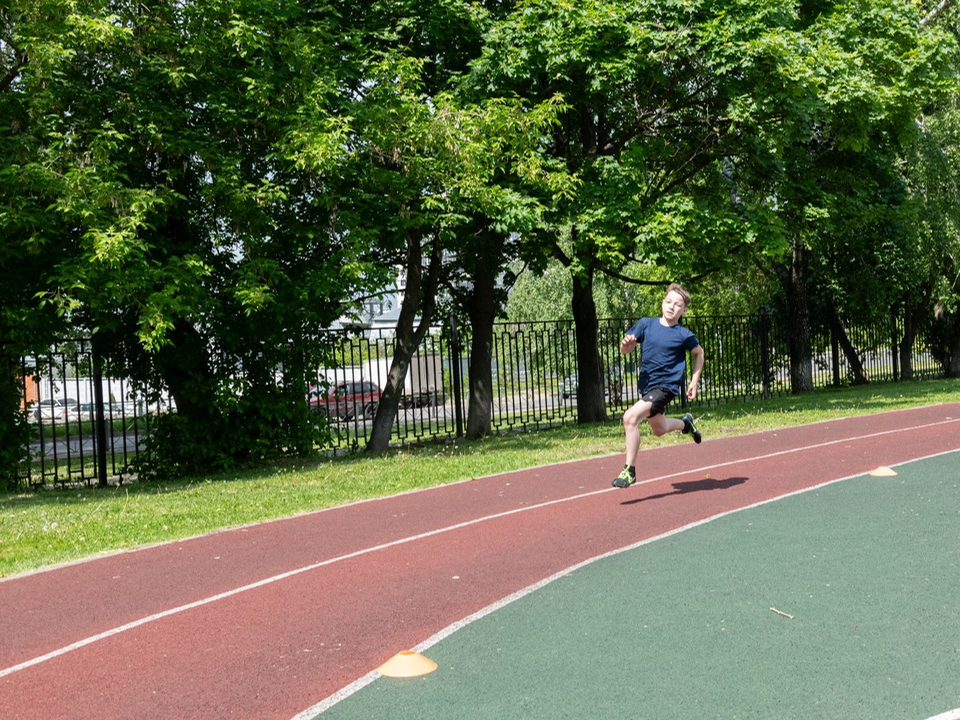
[2,404,959,719]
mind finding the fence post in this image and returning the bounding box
[759,310,772,399]
[449,314,464,439]
[831,315,841,387]
[92,342,109,487]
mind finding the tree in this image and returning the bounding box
[339,52,559,451]
[719,0,953,392]
[1,1,108,484]
[467,0,810,419]
[903,102,960,377]
[2,1,383,475]
[329,0,564,446]
[899,2,960,377]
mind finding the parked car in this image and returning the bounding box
[559,367,623,400]
[559,373,578,399]
[33,398,79,422]
[308,381,381,420]
[65,400,140,423]
[107,401,140,417]
[67,403,97,422]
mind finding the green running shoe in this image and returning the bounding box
[682,413,701,444]
[611,465,636,488]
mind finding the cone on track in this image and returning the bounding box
[378,651,438,678]
[869,466,897,477]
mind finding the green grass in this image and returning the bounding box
[2,378,959,578]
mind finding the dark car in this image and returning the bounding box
[559,367,622,400]
[559,373,578,399]
[308,381,381,420]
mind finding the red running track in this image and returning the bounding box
[2,404,959,719]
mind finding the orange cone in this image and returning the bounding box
[378,651,438,678]
[869,466,897,477]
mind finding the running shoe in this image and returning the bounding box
[682,413,701,444]
[611,466,636,488]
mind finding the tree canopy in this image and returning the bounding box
[3,0,960,478]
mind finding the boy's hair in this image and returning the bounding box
[665,282,691,307]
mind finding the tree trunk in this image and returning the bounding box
[465,317,494,439]
[370,332,415,452]
[772,240,813,394]
[834,316,870,385]
[899,272,939,381]
[571,262,607,423]
[898,307,914,381]
[0,354,29,489]
[949,332,960,377]
[465,229,505,440]
[154,320,216,423]
[947,313,960,377]
[366,231,441,453]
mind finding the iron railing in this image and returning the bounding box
[6,339,172,488]
[4,311,948,487]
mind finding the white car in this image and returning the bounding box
[33,398,79,422]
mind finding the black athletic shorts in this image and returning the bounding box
[641,387,676,417]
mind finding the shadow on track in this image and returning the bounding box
[620,476,748,505]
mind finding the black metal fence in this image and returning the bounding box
[5,311,947,487]
[4,339,172,488]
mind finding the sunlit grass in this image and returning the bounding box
[2,378,958,577]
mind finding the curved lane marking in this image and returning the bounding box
[3,403,950,585]
[295,446,960,718]
[2,420,959,682]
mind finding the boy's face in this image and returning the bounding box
[661,291,687,324]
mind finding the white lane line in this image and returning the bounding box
[294,446,960,718]
[925,709,960,720]
[5,402,954,586]
[3,419,958,681]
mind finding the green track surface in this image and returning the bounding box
[319,451,960,719]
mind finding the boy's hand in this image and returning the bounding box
[620,334,637,354]
[686,382,699,401]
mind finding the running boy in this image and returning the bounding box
[612,283,704,488]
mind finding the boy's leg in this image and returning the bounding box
[648,411,701,443]
[647,413,684,436]
[614,390,699,488]
[623,398,654,467]
[613,398,652,488]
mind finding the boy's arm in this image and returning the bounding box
[621,319,644,354]
[687,345,705,400]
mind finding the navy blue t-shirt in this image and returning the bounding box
[626,317,700,394]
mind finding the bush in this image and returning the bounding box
[133,387,331,480]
